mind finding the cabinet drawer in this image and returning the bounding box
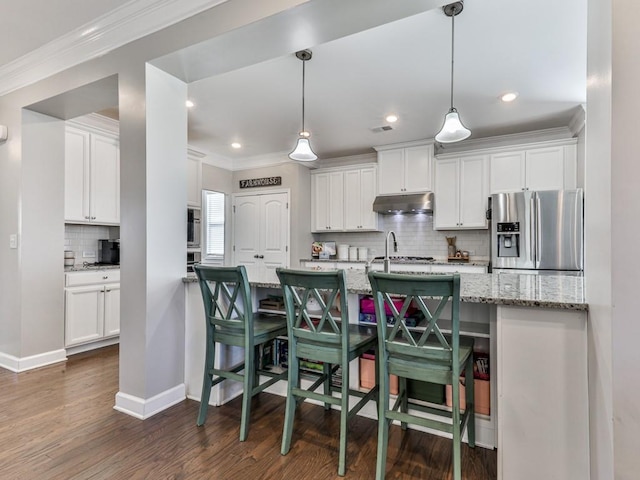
[65,270,120,286]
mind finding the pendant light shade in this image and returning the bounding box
[289,50,317,162]
[435,2,471,144]
[289,137,317,161]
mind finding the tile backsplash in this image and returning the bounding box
[311,214,490,261]
[64,224,120,264]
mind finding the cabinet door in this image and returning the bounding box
[343,169,361,230]
[359,167,378,230]
[404,144,433,193]
[65,127,91,222]
[459,155,488,228]
[525,147,565,191]
[490,151,525,193]
[65,285,103,346]
[377,149,405,195]
[434,158,459,230]
[187,155,202,207]
[103,284,120,337]
[312,171,344,231]
[90,134,120,224]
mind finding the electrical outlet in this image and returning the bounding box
[9,234,17,249]
[82,251,96,258]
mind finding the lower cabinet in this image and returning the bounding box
[65,270,120,347]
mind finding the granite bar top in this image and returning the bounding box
[184,269,586,311]
[299,258,491,267]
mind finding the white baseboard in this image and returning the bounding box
[114,384,186,420]
[66,337,119,356]
[0,348,67,372]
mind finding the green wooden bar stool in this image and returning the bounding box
[193,264,288,441]
[367,271,475,480]
[276,268,378,477]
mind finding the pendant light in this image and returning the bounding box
[435,2,471,144]
[289,50,318,162]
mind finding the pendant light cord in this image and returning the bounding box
[301,58,306,134]
[449,10,455,110]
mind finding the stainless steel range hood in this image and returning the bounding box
[372,192,434,214]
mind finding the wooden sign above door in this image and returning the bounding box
[239,176,282,189]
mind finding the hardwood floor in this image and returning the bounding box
[0,346,496,479]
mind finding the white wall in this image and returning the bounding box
[610,1,640,477]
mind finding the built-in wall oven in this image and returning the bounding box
[187,251,201,272]
[187,207,201,248]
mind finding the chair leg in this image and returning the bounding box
[323,362,332,410]
[466,354,476,448]
[376,361,390,480]
[239,343,255,442]
[338,361,349,476]
[197,340,216,426]
[281,351,300,455]
[400,377,408,431]
[451,375,462,480]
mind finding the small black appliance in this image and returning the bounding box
[98,239,120,265]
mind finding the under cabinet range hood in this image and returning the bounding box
[372,192,434,214]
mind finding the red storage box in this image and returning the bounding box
[359,296,416,316]
[445,378,490,415]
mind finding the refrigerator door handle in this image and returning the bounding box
[535,195,542,267]
[530,195,536,263]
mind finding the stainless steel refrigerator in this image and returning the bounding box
[491,189,583,275]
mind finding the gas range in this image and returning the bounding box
[372,256,434,263]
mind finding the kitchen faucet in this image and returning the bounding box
[384,230,398,273]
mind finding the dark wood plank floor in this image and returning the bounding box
[0,346,496,479]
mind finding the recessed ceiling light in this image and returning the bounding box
[385,114,399,123]
[231,142,242,149]
[500,92,519,102]
[185,100,195,108]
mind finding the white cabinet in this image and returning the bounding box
[311,165,379,232]
[344,166,378,230]
[187,151,203,207]
[233,191,289,283]
[312,171,344,231]
[65,126,120,225]
[65,270,120,347]
[377,143,433,195]
[489,143,577,194]
[434,154,489,230]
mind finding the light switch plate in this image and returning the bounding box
[82,251,96,258]
[9,234,17,249]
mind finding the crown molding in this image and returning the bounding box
[0,0,228,97]
[67,113,119,136]
[568,105,586,136]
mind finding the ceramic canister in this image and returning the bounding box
[358,247,368,261]
[337,244,349,260]
[348,247,358,261]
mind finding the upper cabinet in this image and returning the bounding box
[65,125,120,225]
[489,142,577,194]
[187,150,203,207]
[376,143,433,195]
[311,164,379,233]
[434,154,489,230]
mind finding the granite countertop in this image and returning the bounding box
[300,258,491,267]
[184,269,586,311]
[65,264,121,272]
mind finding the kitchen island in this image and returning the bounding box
[184,270,588,480]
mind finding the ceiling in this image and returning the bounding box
[1,0,587,163]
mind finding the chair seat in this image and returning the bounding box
[295,324,377,365]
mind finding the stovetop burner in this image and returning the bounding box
[373,256,434,262]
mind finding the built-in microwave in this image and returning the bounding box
[187,207,201,248]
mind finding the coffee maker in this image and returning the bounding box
[98,239,120,265]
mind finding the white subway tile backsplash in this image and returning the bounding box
[64,224,119,265]
[312,215,490,261]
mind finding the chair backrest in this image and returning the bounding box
[194,264,254,338]
[367,272,461,369]
[276,268,349,350]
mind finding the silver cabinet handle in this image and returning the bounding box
[258,255,264,259]
[253,254,259,258]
